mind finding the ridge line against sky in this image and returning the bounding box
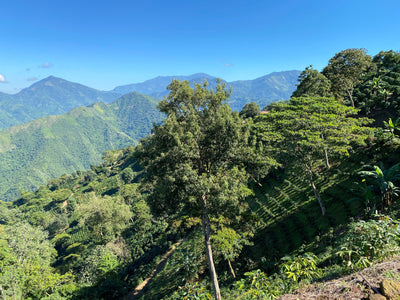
[1,0,400,94]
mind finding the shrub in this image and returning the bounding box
[335,217,400,269]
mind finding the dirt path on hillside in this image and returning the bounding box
[124,239,184,300]
[277,257,400,299]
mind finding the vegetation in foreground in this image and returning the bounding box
[0,48,400,299]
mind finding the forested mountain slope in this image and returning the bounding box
[0,76,120,129]
[1,49,400,300]
[0,92,162,201]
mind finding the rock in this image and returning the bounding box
[369,294,387,300]
[368,294,387,300]
[381,279,400,300]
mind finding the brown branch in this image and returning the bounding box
[360,273,381,295]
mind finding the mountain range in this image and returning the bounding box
[0,76,121,130]
[0,71,300,130]
[112,70,300,111]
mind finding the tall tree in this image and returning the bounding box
[323,48,372,107]
[135,79,261,300]
[354,51,400,120]
[239,102,260,119]
[292,65,332,98]
[373,50,400,71]
[254,97,373,215]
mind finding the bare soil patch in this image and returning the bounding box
[277,258,400,300]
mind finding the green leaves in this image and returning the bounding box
[136,79,265,299]
[76,193,133,243]
[292,65,332,98]
[359,162,400,209]
[253,96,373,215]
[0,223,76,298]
[136,79,258,220]
[280,252,321,282]
[335,217,400,269]
[322,48,372,106]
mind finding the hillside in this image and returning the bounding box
[0,92,162,201]
[0,76,121,130]
[0,49,399,300]
[3,131,398,299]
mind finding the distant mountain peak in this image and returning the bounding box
[0,76,121,130]
[111,70,301,111]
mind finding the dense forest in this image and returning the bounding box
[0,92,163,201]
[1,48,400,299]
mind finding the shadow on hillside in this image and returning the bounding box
[243,156,366,273]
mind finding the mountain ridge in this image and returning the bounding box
[112,70,301,111]
[0,91,163,201]
[0,70,300,130]
[0,76,121,130]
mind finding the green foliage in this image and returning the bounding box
[119,183,141,204]
[213,226,253,278]
[0,223,76,299]
[121,167,135,184]
[136,79,260,219]
[168,282,212,300]
[51,188,73,202]
[292,65,332,98]
[79,245,120,286]
[254,96,373,214]
[1,56,400,299]
[359,162,400,209]
[233,269,290,299]
[0,91,162,202]
[167,231,205,283]
[256,97,373,167]
[323,48,372,106]
[335,217,400,269]
[384,118,400,138]
[76,193,133,242]
[353,51,400,119]
[239,102,260,119]
[136,79,264,299]
[280,252,321,282]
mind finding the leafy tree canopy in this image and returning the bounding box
[292,65,332,98]
[323,48,372,107]
[135,79,266,299]
[239,102,260,119]
[255,97,374,214]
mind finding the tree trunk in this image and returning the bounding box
[305,165,326,215]
[324,148,330,169]
[347,89,355,108]
[320,134,330,169]
[202,195,221,300]
[0,285,5,300]
[228,260,236,278]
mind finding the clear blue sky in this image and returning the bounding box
[1,0,399,94]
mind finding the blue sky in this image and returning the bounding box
[0,0,399,93]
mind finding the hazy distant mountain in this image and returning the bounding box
[112,70,300,111]
[228,70,301,111]
[0,92,162,201]
[0,71,299,130]
[113,73,220,98]
[0,76,120,130]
